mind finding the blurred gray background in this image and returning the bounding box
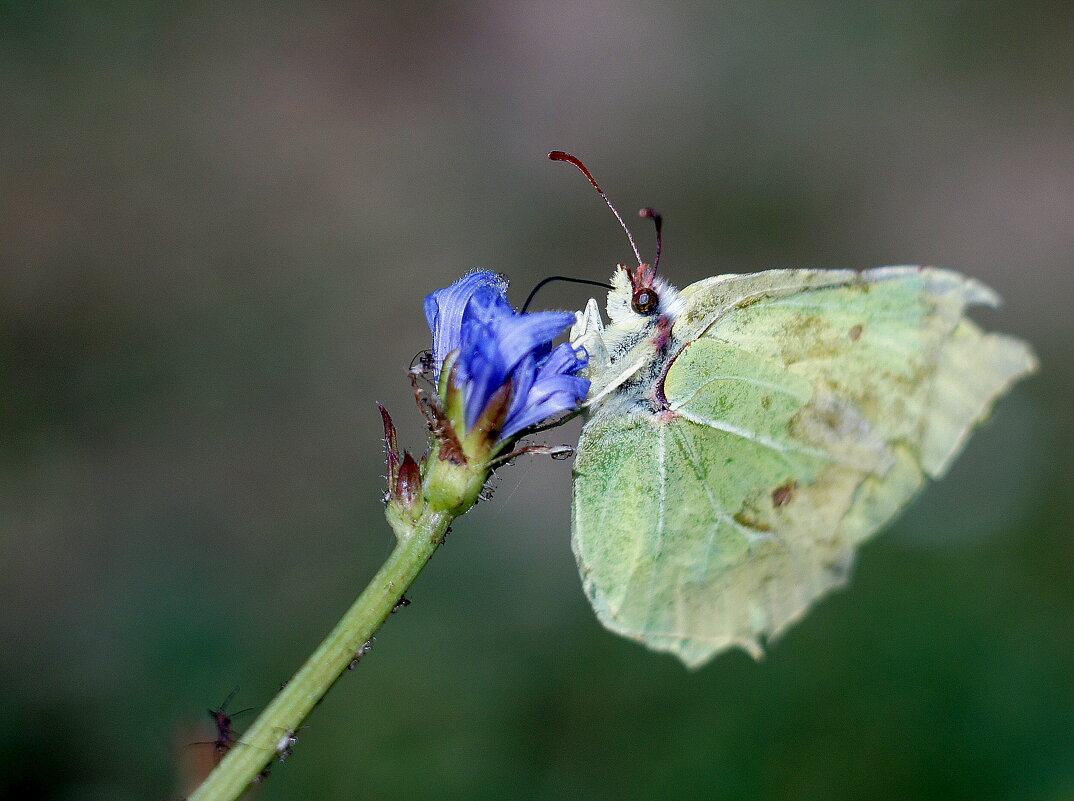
[1,2,1072,799]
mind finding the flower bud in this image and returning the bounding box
[379,404,425,532]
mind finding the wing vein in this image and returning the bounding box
[645,425,668,628]
[674,407,833,465]
[610,422,667,621]
[669,373,803,411]
[670,426,730,583]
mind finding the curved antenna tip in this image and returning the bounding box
[547,150,640,265]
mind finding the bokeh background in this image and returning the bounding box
[2,2,1072,799]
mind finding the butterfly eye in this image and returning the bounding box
[631,288,659,315]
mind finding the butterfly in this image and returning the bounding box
[550,152,1038,668]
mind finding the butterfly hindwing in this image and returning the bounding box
[572,267,1036,667]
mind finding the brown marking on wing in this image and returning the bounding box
[771,481,797,507]
[733,509,772,533]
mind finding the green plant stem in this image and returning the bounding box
[187,507,454,801]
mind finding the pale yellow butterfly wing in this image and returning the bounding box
[572,267,1036,667]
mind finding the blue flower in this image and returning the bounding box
[424,270,589,445]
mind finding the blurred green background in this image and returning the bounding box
[1,2,1072,799]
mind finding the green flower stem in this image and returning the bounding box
[187,506,454,801]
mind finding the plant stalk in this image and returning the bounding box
[186,508,453,801]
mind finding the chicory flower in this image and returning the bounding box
[424,270,589,448]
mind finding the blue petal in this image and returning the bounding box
[486,311,576,375]
[537,341,588,378]
[458,319,510,428]
[502,343,589,436]
[424,270,508,375]
[503,372,590,437]
[502,352,539,431]
[456,309,576,429]
[465,285,515,326]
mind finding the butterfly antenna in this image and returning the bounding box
[639,208,662,276]
[548,151,644,267]
[520,275,613,313]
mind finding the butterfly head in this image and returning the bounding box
[627,262,659,314]
[608,264,682,326]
